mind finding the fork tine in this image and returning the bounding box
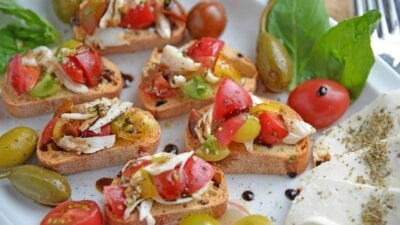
[394,0,400,30]
[382,0,394,33]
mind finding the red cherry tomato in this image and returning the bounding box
[187,38,224,68]
[183,156,215,194]
[257,111,288,145]
[213,78,252,123]
[40,117,60,149]
[8,54,41,94]
[104,186,126,218]
[153,167,187,201]
[78,0,108,35]
[288,79,350,129]
[72,50,102,87]
[142,75,176,99]
[40,200,103,225]
[81,124,111,137]
[119,3,155,29]
[214,113,246,147]
[62,59,85,84]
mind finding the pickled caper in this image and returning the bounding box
[53,0,81,23]
[256,32,293,92]
[256,0,293,92]
[0,127,38,170]
[0,165,71,206]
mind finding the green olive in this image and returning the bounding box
[53,0,81,23]
[0,165,71,206]
[0,127,38,170]
[234,215,273,225]
[256,31,293,92]
[180,213,221,225]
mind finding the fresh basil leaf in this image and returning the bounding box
[302,10,380,100]
[266,0,330,89]
[0,0,60,73]
[180,76,213,100]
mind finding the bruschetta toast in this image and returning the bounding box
[37,98,160,174]
[73,0,186,54]
[138,37,258,119]
[1,41,123,118]
[184,78,315,175]
[104,152,228,225]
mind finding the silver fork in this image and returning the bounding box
[354,0,400,72]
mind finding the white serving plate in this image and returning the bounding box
[1,1,399,224]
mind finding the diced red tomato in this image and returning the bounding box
[54,100,74,118]
[187,38,224,68]
[62,59,85,83]
[63,121,82,137]
[153,167,187,201]
[104,186,126,218]
[119,3,155,29]
[213,78,252,123]
[72,50,102,87]
[40,117,60,148]
[142,75,176,99]
[183,156,215,194]
[78,0,108,35]
[122,160,151,178]
[8,54,41,94]
[257,111,288,145]
[214,113,246,148]
[40,200,103,225]
[81,124,111,137]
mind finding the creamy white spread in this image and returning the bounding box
[160,45,201,73]
[57,135,116,154]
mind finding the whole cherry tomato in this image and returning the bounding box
[288,79,350,129]
[187,2,227,38]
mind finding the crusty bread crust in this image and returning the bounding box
[105,167,228,225]
[1,58,124,118]
[37,108,161,175]
[184,99,310,175]
[73,10,186,55]
[138,46,258,119]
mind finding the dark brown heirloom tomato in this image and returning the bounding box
[187,1,227,38]
[288,79,350,129]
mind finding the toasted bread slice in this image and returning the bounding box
[139,46,258,119]
[73,9,186,55]
[1,58,124,118]
[105,167,228,225]
[37,108,161,175]
[184,99,310,175]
